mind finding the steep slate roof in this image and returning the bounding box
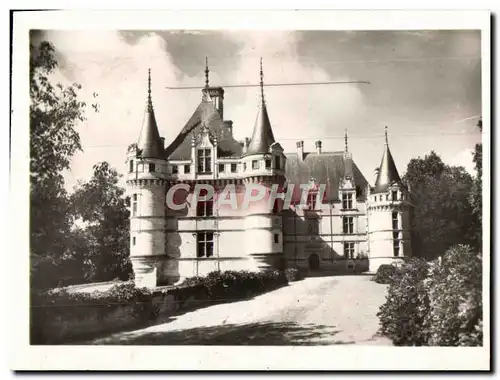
[137,71,164,159]
[285,152,369,202]
[244,103,276,156]
[164,100,243,160]
[372,143,402,194]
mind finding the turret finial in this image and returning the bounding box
[147,68,153,110]
[345,129,348,153]
[204,57,209,88]
[385,126,388,145]
[260,57,265,105]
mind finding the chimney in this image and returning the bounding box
[222,120,233,139]
[296,140,304,160]
[203,87,224,119]
[315,140,322,154]
[160,137,165,149]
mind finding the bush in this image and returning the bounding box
[377,258,430,346]
[284,268,302,282]
[377,245,483,347]
[423,245,482,346]
[372,264,398,284]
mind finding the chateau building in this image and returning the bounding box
[125,62,413,288]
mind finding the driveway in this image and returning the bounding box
[89,275,392,345]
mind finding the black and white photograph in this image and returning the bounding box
[8,9,490,371]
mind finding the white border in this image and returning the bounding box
[9,9,491,371]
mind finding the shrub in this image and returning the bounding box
[377,258,430,346]
[284,268,302,282]
[372,264,398,284]
[423,245,483,346]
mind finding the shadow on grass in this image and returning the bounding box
[87,321,353,346]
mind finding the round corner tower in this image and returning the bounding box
[241,58,287,271]
[367,127,413,273]
[125,69,168,288]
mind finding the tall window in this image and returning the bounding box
[196,190,213,217]
[197,148,212,173]
[393,239,400,257]
[252,160,259,170]
[243,162,247,171]
[265,159,271,169]
[148,163,155,173]
[392,190,398,201]
[392,212,399,230]
[197,232,214,258]
[132,236,136,246]
[274,156,280,170]
[342,193,353,209]
[274,234,279,244]
[172,165,178,174]
[231,163,237,173]
[184,164,191,174]
[129,160,134,173]
[344,242,355,259]
[306,192,317,209]
[218,163,225,173]
[132,193,138,216]
[272,199,279,214]
[343,216,354,234]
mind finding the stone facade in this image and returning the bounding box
[125,67,413,287]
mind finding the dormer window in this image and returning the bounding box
[265,159,271,169]
[252,160,259,170]
[342,193,353,210]
[197,149,211,173]
[148,163,155,173]
[392,190,398,201]
[306,192,317,210]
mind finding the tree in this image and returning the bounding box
[404,152,476,260]
[70,162,133,282]
[30,41,87,288]
[470,118,482,251]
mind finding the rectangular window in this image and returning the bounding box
[392,212,399,230]
[172,165,178,174]
[274,234,279,244]
[197,232,214,258]
[197,148,212,173]
[265,159,272,169]
[218,163,225,173]
[343,216,354,234]
[342,193,353,209]
[129,160,134,173]
[274,156,280,170]
[231,163,237,173]
[344,242,355,259]
[306,192,317,210]
[243,162,247,171]
[252,160,259,170]
[196,199,214,217]
[393,240,400,257]
[392,190,398,201]
[132,193,138,216]
[149,163,155,173]
[132,237,136,246]
[184,164,191,174]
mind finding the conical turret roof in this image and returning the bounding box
[244,58,276,156]
[137,69,164,159]
[373,127,402,193]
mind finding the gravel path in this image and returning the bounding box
[89,275,392,345]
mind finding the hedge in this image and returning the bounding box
[30,270,289,344]
[377,245,483,346]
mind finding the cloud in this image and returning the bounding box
[450,148,475,175]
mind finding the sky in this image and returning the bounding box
[31,30,482,190]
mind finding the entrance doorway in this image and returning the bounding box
[308,253,320,270]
